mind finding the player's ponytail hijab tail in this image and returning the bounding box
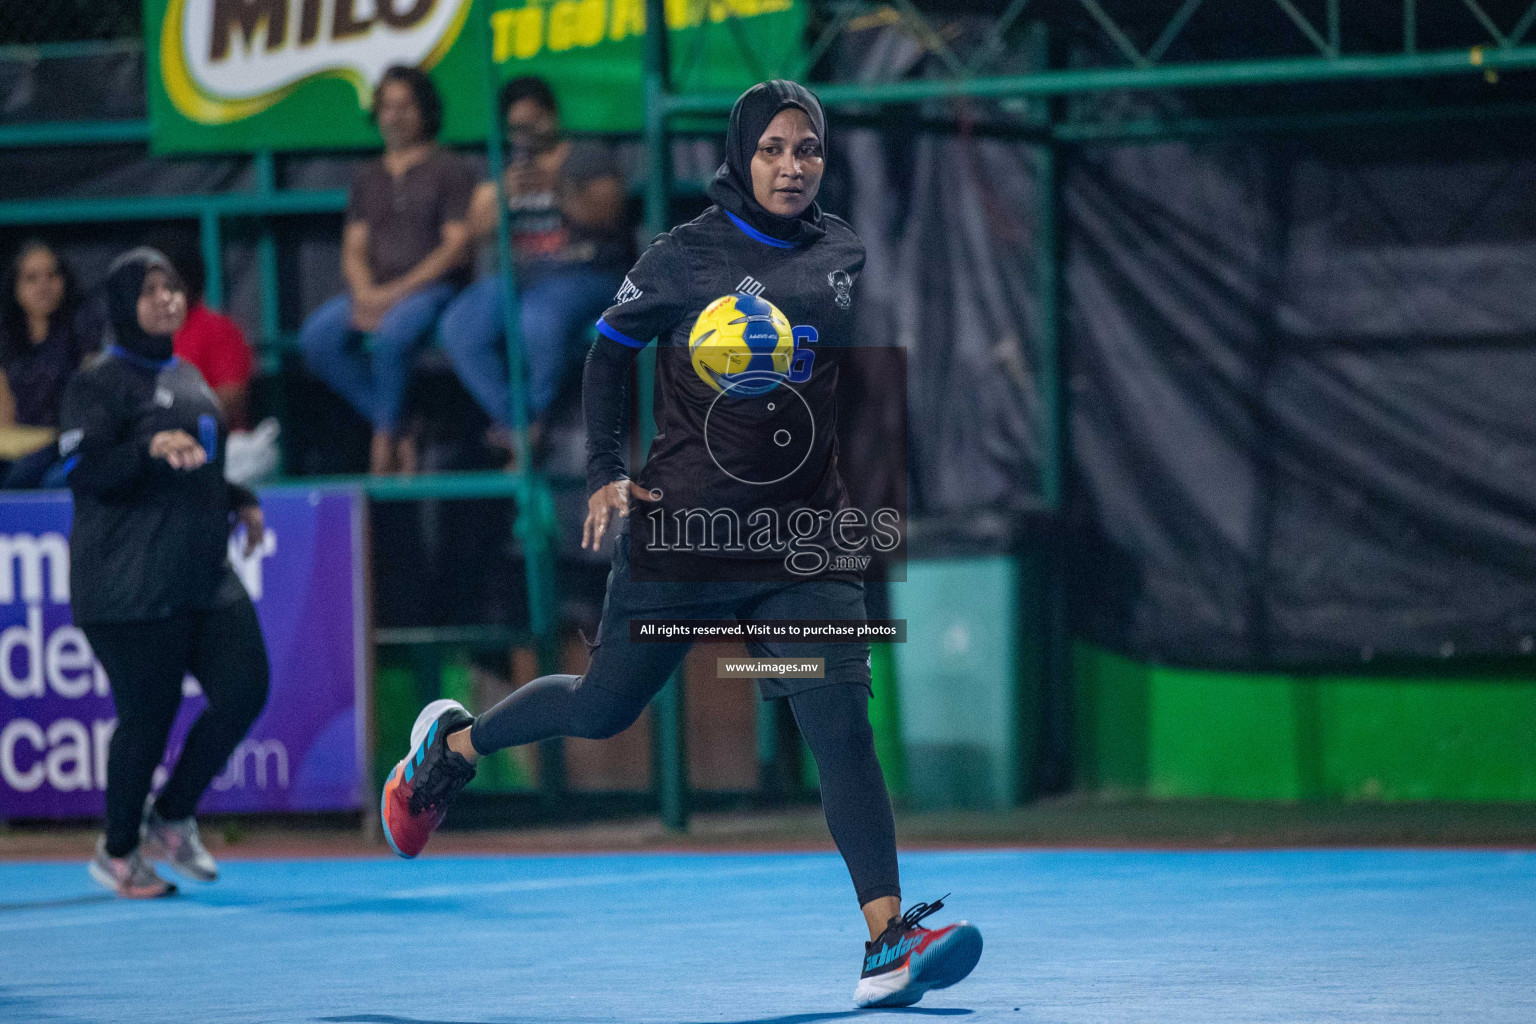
[707,80,829,247]
[102,246,181,363]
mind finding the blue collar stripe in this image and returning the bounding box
[725,210,796,249]
[108,345,176,371]
[596,317,646,349]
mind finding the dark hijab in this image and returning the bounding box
[706,80,828,247]
[103,247,181,364]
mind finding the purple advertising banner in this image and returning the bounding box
[0,488,365,819]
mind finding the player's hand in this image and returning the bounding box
[236,504,265,556]
[582,479,659,551]
[149,429,207,470]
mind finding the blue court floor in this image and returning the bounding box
[1,849,1533,1024]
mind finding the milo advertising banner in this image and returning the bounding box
[147,0,806,152]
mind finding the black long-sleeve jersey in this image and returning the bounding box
[59,351,257,625]
[586,204,866,574]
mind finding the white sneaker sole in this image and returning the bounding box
[87,859,118,893]
[854,922,983,1008]
[88,858,176,899]
[144,839,218,883]
[381,699,467,859]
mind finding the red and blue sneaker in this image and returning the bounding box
[381,699,477,858]
[854,895,983,1007]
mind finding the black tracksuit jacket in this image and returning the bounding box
[585,203,866,544]
[58,351,256,625]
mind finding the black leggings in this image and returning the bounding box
[84,597,270,857]
[471,676,900,906]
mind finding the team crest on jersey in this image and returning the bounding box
[828,270,853,309]
[614,277,643,305]
[154,386,175,408]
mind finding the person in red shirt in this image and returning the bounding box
[160,245,255,429]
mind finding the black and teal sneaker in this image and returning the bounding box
[854,896,983,1007]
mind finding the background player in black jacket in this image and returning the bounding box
[61,248,270,898]
[380,82,981,1008]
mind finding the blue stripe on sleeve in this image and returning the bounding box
[596,317,646,349]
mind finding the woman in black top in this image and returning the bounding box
[378,83,982,1008]
[0,240,101,485]
[60,248,270,898]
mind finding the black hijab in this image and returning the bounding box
[706,80,828,247]
[103,247,180,364]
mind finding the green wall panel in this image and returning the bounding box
[1074,646,1536,802]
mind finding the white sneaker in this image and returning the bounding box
[854,897,982,1007]
[142,802,219,882]
[89,837,177,899]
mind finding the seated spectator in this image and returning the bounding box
[299,65,475,474]
[158,243,255,429]
[439,76,631,463]
[0,239,102,486]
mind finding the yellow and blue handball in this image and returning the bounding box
[689,292,794,397]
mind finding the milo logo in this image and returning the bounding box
[161,0,472,124]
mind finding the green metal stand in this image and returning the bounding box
[1031,20,1074,795]
[643,0,689,833]
[474,0,565,801]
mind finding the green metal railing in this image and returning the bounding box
[7,0,1536,830]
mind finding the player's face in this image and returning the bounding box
[14,246,64,328]
[376,80,426,151]
[751,107,823,218]
[136,268,187,337]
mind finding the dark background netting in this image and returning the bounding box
[0,0,139,45]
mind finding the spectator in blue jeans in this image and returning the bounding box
[440,77,631,464]
[300,65,475,474]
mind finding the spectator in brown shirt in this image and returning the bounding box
[299,65,475,473]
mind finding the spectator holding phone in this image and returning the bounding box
[439,76,631,462]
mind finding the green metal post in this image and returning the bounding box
[0,190,348,224]
[662,43,1536,114]
[1035,142,1063,510]
[252,150,288,473]
[478,0,534,473]
[199,209,223,310]
[1032,21,1073,797]
[643,0,689,832]
[755,695,780,795]
[0,120,149,148]
[254,152,282,350]
[476,0,564,799]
